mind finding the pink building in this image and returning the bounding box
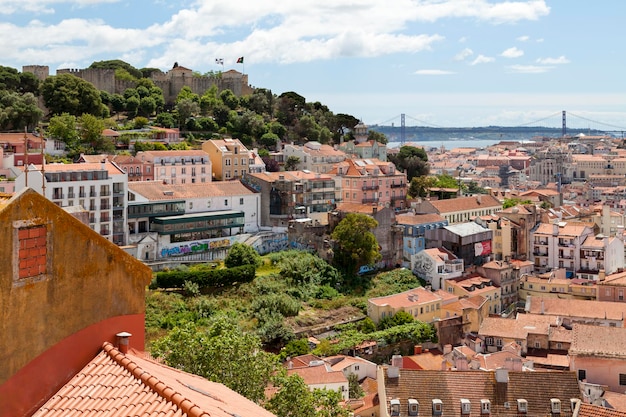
[570,323,626,393]
[330,158,407,209]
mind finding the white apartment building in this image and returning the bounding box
[14,160,128,245]
[411,247,464,290]
[578,234,625,280]
[531,222,595,276]
[127,181,260,261]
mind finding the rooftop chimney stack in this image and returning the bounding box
[116,331,132,354]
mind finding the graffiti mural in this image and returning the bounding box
[160,238,232,258]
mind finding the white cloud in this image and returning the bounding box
[454,47,473,61]
[0,0,120,15]
[508,64,552,73]
[516,35,530,41]
[470,55,495,65]
[0,0,553,70]
[536,56,570,64]
[415,69,455,75]
[501,47,524,58]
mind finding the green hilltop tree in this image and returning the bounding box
[42,73,103,117]
[151,317,280,404]
[224,242,262,269]
[331,213,381,277]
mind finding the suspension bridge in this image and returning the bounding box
[371,111,626,145]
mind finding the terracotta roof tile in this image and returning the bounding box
[32,342,276,417]
[571,323,626,357]
[579,403,626,417]
[128,180,256,200]
[429,195,502,214]
[395,212,446,225]
[369,287,442,308]
[526,297,626,322]
[287,364,348,385]
[383,368,581,417]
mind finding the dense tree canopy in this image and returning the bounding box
[151,317,280,403]
[224,242,262,268]
[89,59,143,80]
[388,145,429,182]
[331,213,381,277]
[42,73,104,117]
[0,91,42,131]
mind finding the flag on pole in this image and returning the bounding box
[215,58,224,65]
[236,56,244,64]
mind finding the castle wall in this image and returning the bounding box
[49,66,250,104]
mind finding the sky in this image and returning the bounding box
[1,0,626,129]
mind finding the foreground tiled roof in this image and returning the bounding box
[128,180,256,200]
[579,403,626,417]
[429,195,502,213]
[571,323,626,358]
[32,342,277,417]
[526,296,626,321]
[383,368,581,417]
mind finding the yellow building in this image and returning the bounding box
[444,275,502,315]
[441,295,489,334]
[202,138,257,181]
[0,188,152,416]
[367,287,445,324]
[518,270,597,301]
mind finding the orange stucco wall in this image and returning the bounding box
[0,189,153,386]
[0,313,145,417]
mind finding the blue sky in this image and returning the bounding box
[1,0,625,129]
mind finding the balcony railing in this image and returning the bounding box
[362,197,379,204]
[52,193,64,200]
[100,191,111,197]
[362,185,380,191]
[391,195,406,201]
[390,182,405,188]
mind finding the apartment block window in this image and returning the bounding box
[201,167,206,174]
[225,158,231,166]
[619,290,624,301]
[52,187,63,200]
[578,369,586,381]
[240,198,244,205]
[224,199,228,206]
[620,374,626,386]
